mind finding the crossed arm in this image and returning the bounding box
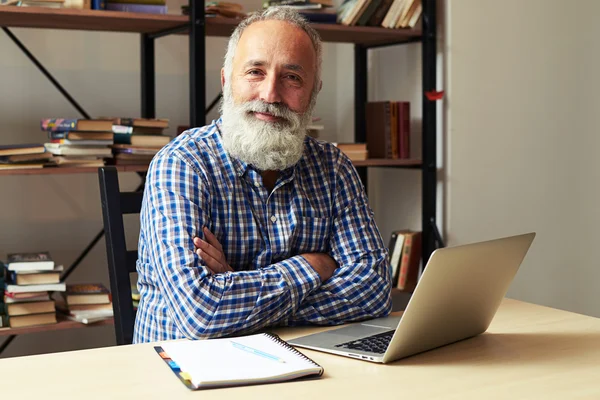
[143,153,392,338]
[194,227,338,282]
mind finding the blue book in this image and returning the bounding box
[105,3,167,13]
[92,0,106,9]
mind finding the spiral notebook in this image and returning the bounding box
[155,333,324,390]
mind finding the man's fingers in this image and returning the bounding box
[203,227,223,251]
[197,249,228,274]
[193,236,202,248]
[194,237,224,263]
[193,232,233,273]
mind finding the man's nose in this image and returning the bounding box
[259,75,282,104]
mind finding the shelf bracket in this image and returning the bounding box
[141,34,155,119]
[148,24,188,40]
[354,44,368,189]
[189,0,206,127]
[2,27,91,119]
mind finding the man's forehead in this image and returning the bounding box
[234,20,316,65]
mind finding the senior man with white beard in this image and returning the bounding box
[133,7,392,343]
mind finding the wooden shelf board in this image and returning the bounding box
[0,9,421,44]
[0,317,113,337]
[0,160,420,174]
[0,164,148,176]
[0,7,188,33]
[307,22,421,45]
[204,17,422,44]
[352,158,422,167]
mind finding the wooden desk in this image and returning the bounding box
[1,298,600,399]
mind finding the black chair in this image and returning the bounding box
[98,166,144,345]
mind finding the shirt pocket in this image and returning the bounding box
[290,216,331,254]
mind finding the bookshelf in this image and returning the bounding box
[0,0,439,355]
[0,317,113,337]
[0,8,421,44]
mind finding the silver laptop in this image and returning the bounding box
[289,232,536,363]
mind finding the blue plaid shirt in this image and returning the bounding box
[133,118,392,343]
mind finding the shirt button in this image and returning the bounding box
[254,182,261,188]
[270,215,277,223]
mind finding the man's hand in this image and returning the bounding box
[301,253,338,282]
[193,227,233,275]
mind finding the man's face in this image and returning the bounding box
[220,20,320,171]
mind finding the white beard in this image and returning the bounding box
[220,83,314,171]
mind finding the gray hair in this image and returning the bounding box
[222,7,323,96]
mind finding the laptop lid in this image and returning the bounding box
[381,232,536,362]
[289,232,536,363]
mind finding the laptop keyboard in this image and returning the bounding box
[334,330,395,354]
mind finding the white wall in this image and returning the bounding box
[445,0,600,317]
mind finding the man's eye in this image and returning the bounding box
[248,70,262,76]
[286,75,301,81]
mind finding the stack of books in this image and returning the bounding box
[105,0,167,14]
[41,118,114,167]
[109,117,171,166]
[56,283,113,324]
[264,0,337,24]
[387,230,421,291]
[337,0,421,28]
[365,100,410,159]
[1,252,66,329]
[0,143,53,170]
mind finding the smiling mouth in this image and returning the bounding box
[251,111,283,122]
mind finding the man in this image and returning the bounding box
[134,7,392,343]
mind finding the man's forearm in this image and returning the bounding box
[154,255,321,339]
[283,254,392,326]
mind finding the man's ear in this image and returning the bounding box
[221,68,226,89]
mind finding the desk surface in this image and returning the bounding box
[1,298,600,399]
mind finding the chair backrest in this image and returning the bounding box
[98,166,144,345]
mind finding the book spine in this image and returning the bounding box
[113,133,133,144]
[41,118,78,132]
[298,12,338,24]
[112,125,134,134]
[397,234,413,289]
[91,0,105,9]
[105,3,166,13]
[389,231,405,285]
[390,101,398,159]
[401,102,410,159]
[367,0,393,26]
[48,131,68,140]
[384,102,392,158]
[397,232,421,291]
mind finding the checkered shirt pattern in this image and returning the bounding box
[133,119,392,343]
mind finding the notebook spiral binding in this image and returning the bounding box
[263,332,324,373]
